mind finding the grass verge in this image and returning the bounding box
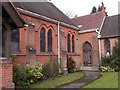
[31,71,84,88]
[83,72,118,88]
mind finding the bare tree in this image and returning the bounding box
[62,9,75,18]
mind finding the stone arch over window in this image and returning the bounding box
[48,25,56,34]
[67,34,71,53]
[47,29,52,52]
[72,35,75,53]
[40,27,46,52]
[104,39,110,55]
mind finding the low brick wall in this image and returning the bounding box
[0,59,14,89]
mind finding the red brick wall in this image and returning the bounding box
[36,55,58,65]
[13,55,26,66]
[13,14,80,72]
[13,13,105,71]
[79,31,100,70]
[0,60,14,89]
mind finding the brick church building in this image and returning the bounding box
[10,1,120,72]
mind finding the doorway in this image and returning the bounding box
[83,42,92,66]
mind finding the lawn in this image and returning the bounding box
[31,71,84,88]
[83,72,118,88]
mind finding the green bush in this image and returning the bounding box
[101,41,120,72]
[13,62,43,87]
[67,57,76,73]
[11,54,16,62]
[101,56,112,66]
[110,42,120,71]
[41,60,59,79]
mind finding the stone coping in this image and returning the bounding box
[0,57,12,61]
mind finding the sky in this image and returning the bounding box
[51,0,120,18]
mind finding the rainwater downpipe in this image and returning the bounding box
[98,33,102,66]
[97,16,106,67]
[96,30,101,68]
[57,22,61,73]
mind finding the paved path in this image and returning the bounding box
[58,71,101,89]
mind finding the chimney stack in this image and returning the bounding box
[102,2,107,16]
[102,2,105,11]
[74,14,78,18]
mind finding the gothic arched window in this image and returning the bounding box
[104,39,110,55]
[72,35,75,53]
[40,28,46,52]
[67,34,70,53]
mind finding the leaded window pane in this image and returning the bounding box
[67,34,70,53]
[40,28,46,52]
[72,35,74,53]
[48,29,52,52]
[104,39,110,55]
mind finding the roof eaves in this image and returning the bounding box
[100,35,120,39]
[2,2,26,28]
[79,28,99,34]
[17,7,80,30]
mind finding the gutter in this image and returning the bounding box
[78,28,99,34]
[16,7,80,30]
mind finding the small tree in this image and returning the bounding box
[63,9,75,18]
[110,42,120,71]
[91,6,97,14]
[98,5,102,12]
[90,2,107,15]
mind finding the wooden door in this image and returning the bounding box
[83,42,92,66]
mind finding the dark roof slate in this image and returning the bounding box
[100,14,120,38]
[12,2,75,26]
[71,11,105,31]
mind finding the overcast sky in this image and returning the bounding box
[51,0,120,17]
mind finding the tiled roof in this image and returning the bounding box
[71,11,105,31]
[100,14,120,38]
[12,2,75,26]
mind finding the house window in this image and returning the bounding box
[72,35,75,53]
[48,29,52,52]
[104,39,110,55]
[40,28,46,52]
[11,29,19,53]
[67,34,70,53]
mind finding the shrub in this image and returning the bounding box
[100,66,114,72]
[13,64,30,87]
[11,54,16,62]
[67,57,76,73]
[101,56,112,66]
[13,62,43,87]
[101,41,120,72]
[41,60,59,79]
[13,64,21,85]
[110,42,120,71]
